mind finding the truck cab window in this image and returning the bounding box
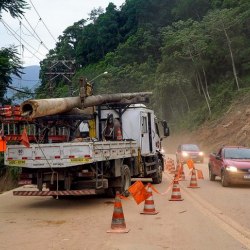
[141,116,147,133]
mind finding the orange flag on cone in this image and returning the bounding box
[186,159,194,169]
[128,181,151,205]
[21,128,30,148]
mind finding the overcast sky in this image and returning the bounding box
[0,0,125,66]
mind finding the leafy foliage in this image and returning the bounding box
[37,0,250,129]
[0,0,28,18]
[0,0,27,103]
[0,46,23,104]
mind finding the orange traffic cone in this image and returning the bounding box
[107,191,129,233]
[169,179,184,201]
[141,183,159,215]
[179,164,185,181]
[188,168,200,188]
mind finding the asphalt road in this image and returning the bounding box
[0,155,250,250]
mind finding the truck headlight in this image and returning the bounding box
[226,166,238,172]
[198,152,204,156]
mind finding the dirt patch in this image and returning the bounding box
[165,92,250,155]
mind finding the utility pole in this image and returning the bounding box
[44,60,75,96]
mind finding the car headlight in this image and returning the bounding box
[182,152,189,157]
[226,166,238,172]
[198,152,204,156]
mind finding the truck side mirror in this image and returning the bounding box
[162,120,170,137]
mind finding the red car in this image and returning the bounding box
[176,144,204,164]
[209,146,250,187]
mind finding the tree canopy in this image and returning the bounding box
[0,0,27,104]
[0,0,28,18]
[36,0,250,124]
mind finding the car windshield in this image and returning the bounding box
[182,144,199,151]
[224,148,250,159]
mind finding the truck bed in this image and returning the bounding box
[5,141,138,169]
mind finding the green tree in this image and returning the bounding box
[203,7,246,90]
[172,0,211,21]
[0,0,27,103]
[0,0,28,18]
[0,46,23,103]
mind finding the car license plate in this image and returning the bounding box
[243,175,250,179]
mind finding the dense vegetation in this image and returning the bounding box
[2,0,250,127]
[0,0,27,104]
[38,0,250,128]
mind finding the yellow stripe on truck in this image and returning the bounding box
[70,158,90,163]
[8,160,26,165]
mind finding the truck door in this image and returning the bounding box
[140,112,152,154]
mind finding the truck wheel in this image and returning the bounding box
[221,170,229,187]
[209,165,216,181]
[109,165,131,197]
[152,159,163,184]
[105,165,131,198]
[120,165,131,197]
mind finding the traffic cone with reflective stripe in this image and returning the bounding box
[188,168,200,188]
[169,179,184,201]
[141,183,159,215]
[179,163,185,181]
[107,191,129,233]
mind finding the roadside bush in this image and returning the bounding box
[0,153,20,192]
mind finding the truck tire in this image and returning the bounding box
[119,165,131,197]
[105,165,131,198]
[152,159,163,184]
[209,165,216,181]
[221,170,229,187]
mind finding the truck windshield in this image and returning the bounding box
[224,148,250,159]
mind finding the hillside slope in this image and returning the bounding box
[164,92,250,155]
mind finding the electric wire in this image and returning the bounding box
[20,16,50,51]
[1,19,43,60]
[29,0,57,43]
[7,85,35,95]
[11,77,41,82]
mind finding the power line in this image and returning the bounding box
[19,17,50,52]
[11,77,41,82]
[29,0,57,43]
[1,19,44,60]
[7,85,35,95]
